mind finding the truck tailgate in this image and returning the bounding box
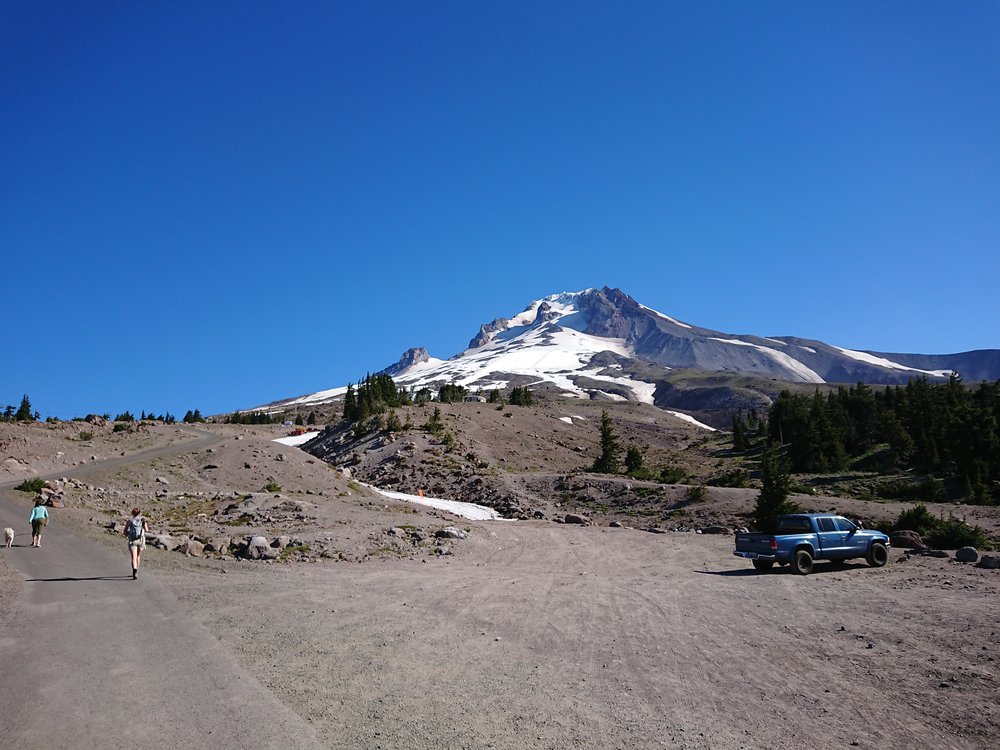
[734,532,775,556]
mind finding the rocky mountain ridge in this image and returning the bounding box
[261,287,998,425]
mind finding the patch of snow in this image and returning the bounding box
[282,386,349,407]
[831,346,954,378]
[666,411,717,431]
[594,391,627,402]
[798,346,817,354]
[272,431,321,447]
[558,416,574,424]
[639,303,692,329]
[708,338,824,383]
[371,486,502,521]
[571,415,586,420]
[761,338,786,346]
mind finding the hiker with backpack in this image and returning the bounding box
[29,499,49,548]
[124,507,148,580]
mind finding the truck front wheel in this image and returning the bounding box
[752,559,774,572]
[866,542,888,568]
[792,549,814,575]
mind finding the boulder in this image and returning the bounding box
[435,526,469,540]
[700,525,729,535]
[146,534,173,550]
[155,476,169,485]
[955,547,979,563]
[176,539,205,557]
[271,535,292,549]
[890,530,924,549]
[564,514,589,525]
[976,555,1000,570]
[609,521,623,528]
[205,537,233,554]
[925,549,949,558]
[243,536,279,560]
[84,414,107,426]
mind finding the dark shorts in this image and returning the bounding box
[31,518,46,535]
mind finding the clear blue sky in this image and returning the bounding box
[2,1,998,419]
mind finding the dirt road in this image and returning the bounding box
[166,524,999,750]
[0,430,323,749]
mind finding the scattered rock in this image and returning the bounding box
[890,530,924,549]
[146,534,173,550]
[271,535,292,550]
[435,526,469,540]
[564,514,589,525]
[700,525,729,535]
[155,476,169,485]
[955,547,979,563]
[977,555,1000,570]
[609,521,623,528]
[176,539,205,557]
[205,537,233,554]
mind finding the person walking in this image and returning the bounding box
[124,507,148,579]
[29,499,49,548]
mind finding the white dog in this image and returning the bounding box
[3,528,13,548]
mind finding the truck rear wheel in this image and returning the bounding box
[752,559,774,572]
[866,542,888,568]
[792,549,814,575]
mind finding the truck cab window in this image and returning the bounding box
[835,518,857,532]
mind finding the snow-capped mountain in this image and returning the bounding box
[263,287,998,414]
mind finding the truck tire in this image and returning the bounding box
[866,542,888,568]
[752,559,774,572]
[792,549,814,575]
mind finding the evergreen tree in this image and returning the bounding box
[385,410,402,432]
[307,411,317,425]
[439,383,467,403]
[625,445,644,475]
[752,440,797,533]
[343,383,357,422]
[732,414,748,452]
[509,386,533,406]
[15,394,34,422]
[592,410,621,474]
[423,406,444,434]
[294,413,304,426]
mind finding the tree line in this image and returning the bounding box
[763,377,1000,503]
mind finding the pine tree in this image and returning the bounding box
[732,414,748,452]
[592,410,621,474]
[294,413,304,426]
[343,384,357,422]
[423,406,444,434]
[752,440,797,533]
[307,411,317,425]
[625,445,644,475]
[15,394,34,422]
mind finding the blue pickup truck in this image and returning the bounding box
[734,513,890,575]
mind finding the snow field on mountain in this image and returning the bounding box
[370,486,503,520]
[272,431,322,446]
[832,346,953,378]
[709,337,825,383]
